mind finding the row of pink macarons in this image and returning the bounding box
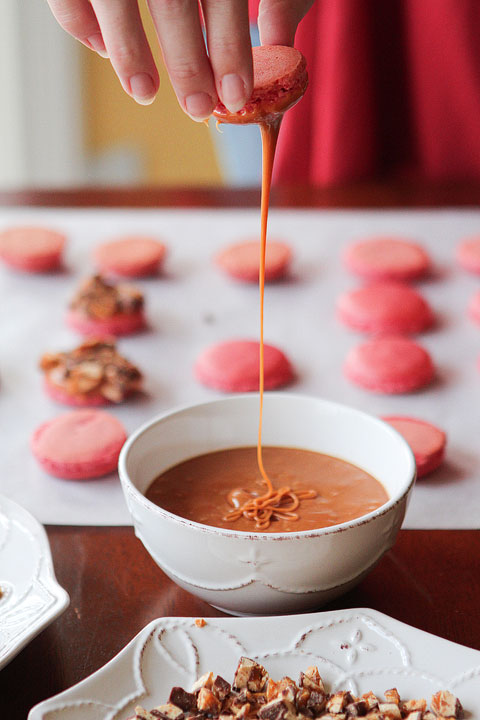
[0,224,290,280]
[336,236,450,482]
[4,224,480,282]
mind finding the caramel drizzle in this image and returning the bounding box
[224,120,316,531]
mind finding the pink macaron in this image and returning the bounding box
[0,226,65,272]
[93,236,167,278]
[66,309,146,337]
[343,236,431,282]
[216,239,292,283]
[336,281,434,334]
[382,416,446,477]
[468,289,480,325]
[344,335,435,394]
[31,408,127,480]
[213,45,308,124]
[194,339,294,392]
[456,236,480,274]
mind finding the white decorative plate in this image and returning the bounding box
[29,609,480,719]
[0,494,69,669]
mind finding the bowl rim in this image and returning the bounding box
[118,392,417,540]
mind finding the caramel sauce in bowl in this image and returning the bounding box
[118,393,416,616]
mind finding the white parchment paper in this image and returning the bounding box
[1,206,479,528]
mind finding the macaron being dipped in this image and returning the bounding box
[216,239,292,283]
[0,226,65,272]
[31,408,127,480]
[337,281,434,334]
[213,45,308,124]
[343,236,431,282]
[93,236,167,278]
[344,335,434,394]
[194,339,294,392]
[382,416,446,477]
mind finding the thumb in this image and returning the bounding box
[257,0,315,46]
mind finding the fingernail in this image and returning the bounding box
[185,92,215,121]
[130,73,156,105]
[221,73,247,113]
[87,33,108,59]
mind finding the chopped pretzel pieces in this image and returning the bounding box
[129,659,465,720]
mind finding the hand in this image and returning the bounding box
[46,0,314,120]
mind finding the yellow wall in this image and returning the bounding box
[82,4,222,186]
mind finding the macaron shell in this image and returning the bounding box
[0,226,65,272]
[468,289,480,324]
[337,281,434,334]
[343,237,431,281]
[31,409,127,480]
[382,416,446,477]
[94,236,166,277]
[344,335,435,393]
[194,339,294,392]
[213,45,308,124]
[456,236,480,274]
[44,378,110,407]
[252,45,307,94]
[66,309,146,337]
[216,240,292,282]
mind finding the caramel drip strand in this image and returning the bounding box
[224,120,317,531]
[256,120,280,500]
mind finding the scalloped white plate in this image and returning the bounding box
[29,609,480,719]
[0,494,69,669]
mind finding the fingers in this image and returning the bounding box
[46,0,107,56]
[202,0,253,113]
[90,0,159,105]
[146,0,218,121]
[147,0,252,120]
[257,0,315,46]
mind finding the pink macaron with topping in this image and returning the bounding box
[343,236,431,282]
[93,236,167,278]
[344,335,435,394]
[216,239,292,283]
[0,226,66,272]
[382,416,446,477]
[336,281,434,334]
[213,45,308,124]
[194,339,294,392]
[31,408,127,480]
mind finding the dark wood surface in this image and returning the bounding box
[1,184,479,718]
[1,178,480,209]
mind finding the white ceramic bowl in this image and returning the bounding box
[119,393,416,615]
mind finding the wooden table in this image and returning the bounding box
[1,184,479,718]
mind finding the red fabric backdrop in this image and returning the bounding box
[249,0,480,186]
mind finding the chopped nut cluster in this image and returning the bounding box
[130,658,464,720]
[40,338,142,402]
[69,275,144,319]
